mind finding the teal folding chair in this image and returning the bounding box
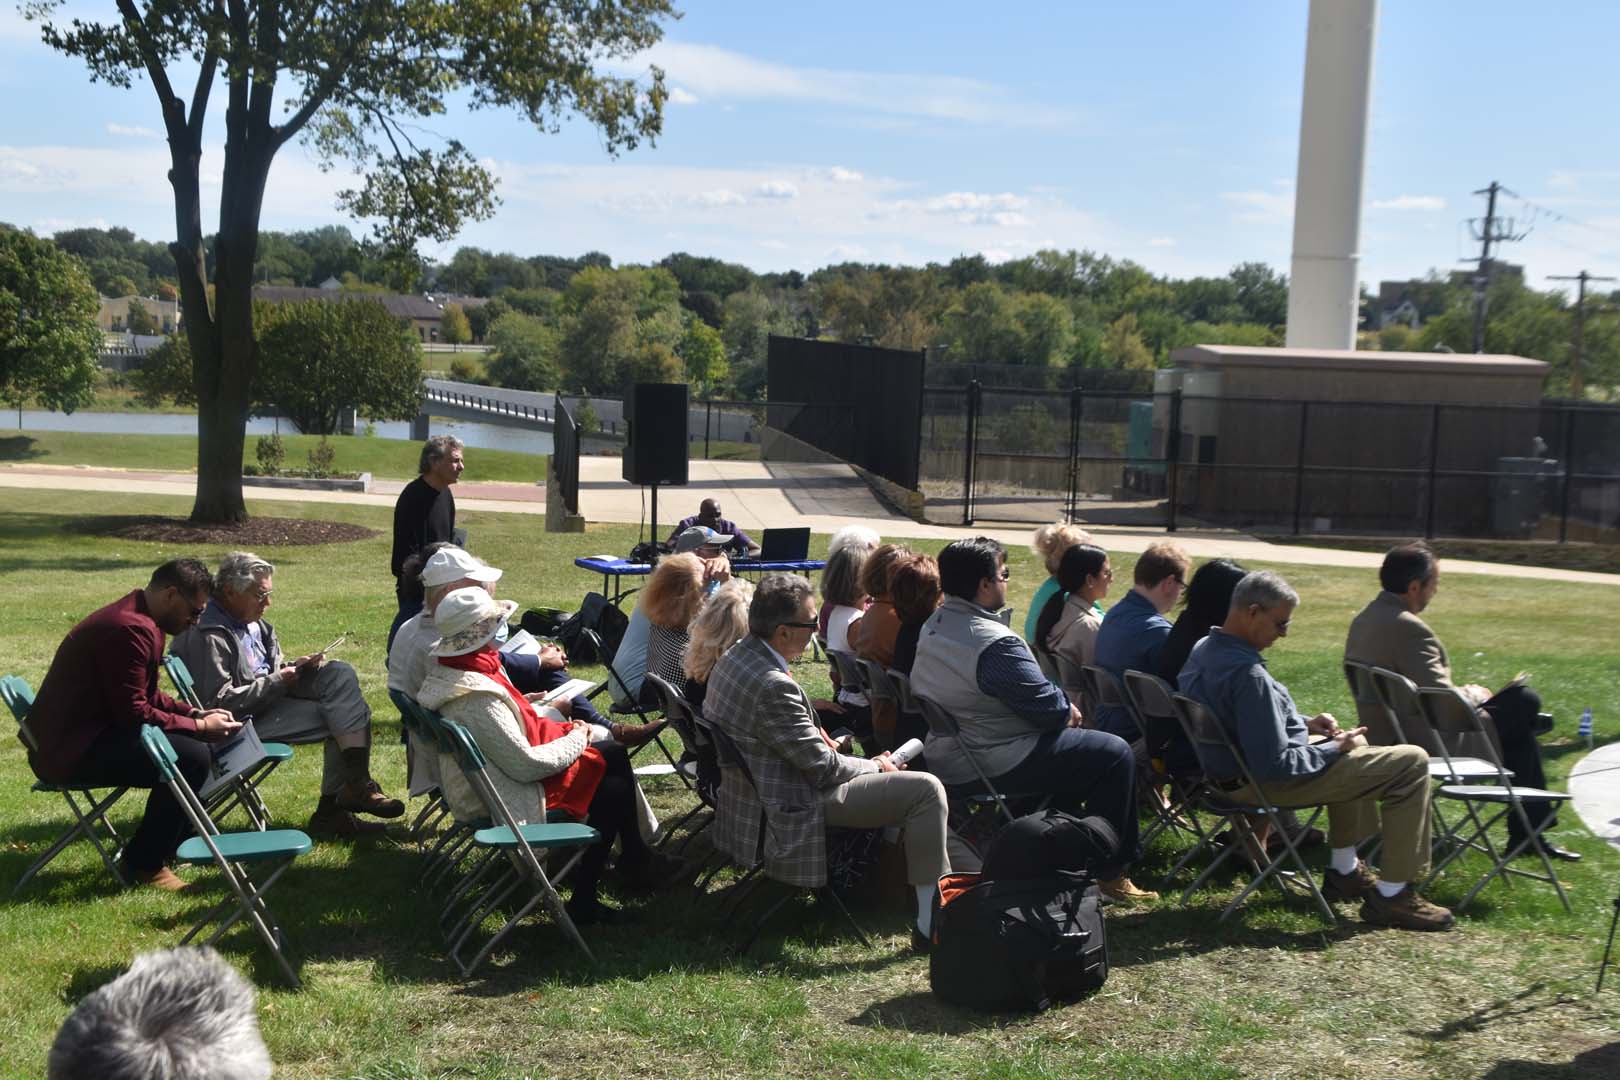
[162,654,292,831]
[388,688,453,850]
[4,675,129,893]
[139,725,312,987]
[436,715,598,973]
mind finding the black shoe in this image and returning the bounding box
[565,896,624,926]
[1540,843,1583,863]
[619,851,689,891]
[911,926,932,954]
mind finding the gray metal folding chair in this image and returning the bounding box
[639,672,715,846]
[1169,693,1335,923]
[1122,670,1208,849]
[1416,685,1573,913]
[139,725,312,987]
[162,654,291,831]
[1082,664,1142,740]
[5,675,128,893]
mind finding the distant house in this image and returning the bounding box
[1375,282,1422,329]
[252,285,449,343]
[98,295,181,335]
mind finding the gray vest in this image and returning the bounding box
[911,596,1041,784]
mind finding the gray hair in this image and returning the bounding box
[1230,570,1299,614]
[216,552,274,595]
[748,573,815,639]
[419,434,464,474]
[826,524,880,560]
[47,947,272,1080]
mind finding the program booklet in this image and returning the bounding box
[199,718,269,801]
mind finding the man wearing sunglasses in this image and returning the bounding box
[1181,570,1453,931]
[1091,542,1191,741]
[23,559,241,890]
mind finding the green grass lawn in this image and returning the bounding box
[2,487,1619,1078]
[0,430,547,484]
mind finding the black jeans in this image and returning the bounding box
[981,727,1142,879]
[71,727,212,874]
[572,745,649,902]
[1484,684,1555,846]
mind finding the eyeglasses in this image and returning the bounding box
[1172,576,1188,590]
[781,620,819,630]
[252,588,273,602]
[996,568,1011,581]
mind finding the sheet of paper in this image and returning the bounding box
[498,628,542,657]
[198,719,269,801]
[538,677,596,707]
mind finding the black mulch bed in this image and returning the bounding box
[68,515,379,547]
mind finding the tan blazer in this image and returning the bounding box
[1343,590,1492,757]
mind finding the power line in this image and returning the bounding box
[1461,181,1529,352]
[1548,269,1617,398]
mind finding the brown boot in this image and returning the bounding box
[1361,885,1455,931]
[335,746,405,818]
[307,801,387,838]
[127,864,189,891]
[1322,860,1378,902]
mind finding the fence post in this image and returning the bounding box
[1066,387,1083,523]
[705,400,712,460]
[1558,403,1577,543]
[963,380,980,526]
[1291,401,1310,535]
[1424,404,1442,539]
[1166,389,1182,533]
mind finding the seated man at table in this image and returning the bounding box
[667,497,758,555]
[173,551,404,838]
[25,559,240,889]
[911,537,1154,903]
[1179,569,1453,931]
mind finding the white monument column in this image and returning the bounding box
[1284,0,1379,349]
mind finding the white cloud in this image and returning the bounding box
[1371,194,1445,211]
[667,86,699,106]
[756,180,798,199]
[923,191,1028,214]
[106,123,161,139]
[828,167,863,183]
[690,188,746,208]
[1148,236,1176,247]
[36,216,109,232]
[616,41,1077,128]
[1219,186,1293,225]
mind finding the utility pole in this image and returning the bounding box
[1463,181,1526,352]
[1548,270,1616,399]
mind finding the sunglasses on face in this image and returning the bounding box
[781,620,819,630]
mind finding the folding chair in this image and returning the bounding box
[856,658,926,752]
[1366,665,1508,860]
[1083,665,1143,740]
[436,716,599,974]
[390,692,494,900]
[138,725,312,987]
[1169,694,1335,923]
[1031,640,1063,686]
[387,688,454,850]
[1121,670,1208,849]
[639,673,716,847]
[162,654,292,831]
[1416,686,1573,914]
[698,717,872,954]
[4,675,128,893]
[580,628,682,777]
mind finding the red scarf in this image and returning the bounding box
[437,647,605,820]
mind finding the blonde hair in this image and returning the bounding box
[1030,522,1093,575]
[641,553,706,629]
[683,579,755,682]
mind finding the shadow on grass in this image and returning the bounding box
[1476,1039,1620,1078]
[0,435,43,463]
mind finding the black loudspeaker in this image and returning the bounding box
[622,382,689,486]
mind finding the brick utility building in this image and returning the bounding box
[1160,345,1552,537]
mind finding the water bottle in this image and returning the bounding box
[1579,706,1594,748]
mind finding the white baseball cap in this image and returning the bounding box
[421,546,503,588]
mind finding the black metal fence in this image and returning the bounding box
[552,397,580,516]
[920,381,1620,543]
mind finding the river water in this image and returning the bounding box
[12,410,554,456]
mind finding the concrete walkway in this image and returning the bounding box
[4,457,1618,586]
[1571,742,1620,853]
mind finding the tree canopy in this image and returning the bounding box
[0,226,102,413]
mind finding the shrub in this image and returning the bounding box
[255,433,285,476]
[449,356,480,382]
[306,436,336,478]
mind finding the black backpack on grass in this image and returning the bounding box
[554,592,628,665]
[928,811,1116,1013]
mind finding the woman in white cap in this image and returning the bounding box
[416,587,679,924]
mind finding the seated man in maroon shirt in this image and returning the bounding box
[25,559,240,890]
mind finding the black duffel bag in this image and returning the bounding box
[554,592,628,665]
[928,811,1117,1012]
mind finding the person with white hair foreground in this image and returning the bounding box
[48,947,272,1080]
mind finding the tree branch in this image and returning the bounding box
[187,0,227,145]
[113,0,184,134]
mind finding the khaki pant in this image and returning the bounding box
[253,660,371,795]
[1227,743,1432,883]
[822,770,950,887]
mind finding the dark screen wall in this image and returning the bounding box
[766,335,925,491]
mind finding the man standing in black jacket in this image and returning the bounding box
[389,435,464,650]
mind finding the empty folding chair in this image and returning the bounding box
[580,627,682,776]
[1169,694,1335,923]
[639,673,716,847]
[1416,686,1573,914]
[436,717,599,974]
[4,675,128,893]
[162,654,291,831]
[698,717,872,954]
[138,725,312,987]
[1121,670,1208,849]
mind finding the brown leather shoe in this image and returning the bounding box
[1322,860,1379,902]
[1361,885,1455,931]
[128,865,188,891]
[610,719,668,748]
[307,806,387,837]
[1098,876,1159,903]
[333,779,405,819]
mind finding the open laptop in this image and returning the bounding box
[738,526,811,562]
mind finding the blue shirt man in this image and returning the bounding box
[1091,542,1188,739]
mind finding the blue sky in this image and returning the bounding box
[4,1,1620,290]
